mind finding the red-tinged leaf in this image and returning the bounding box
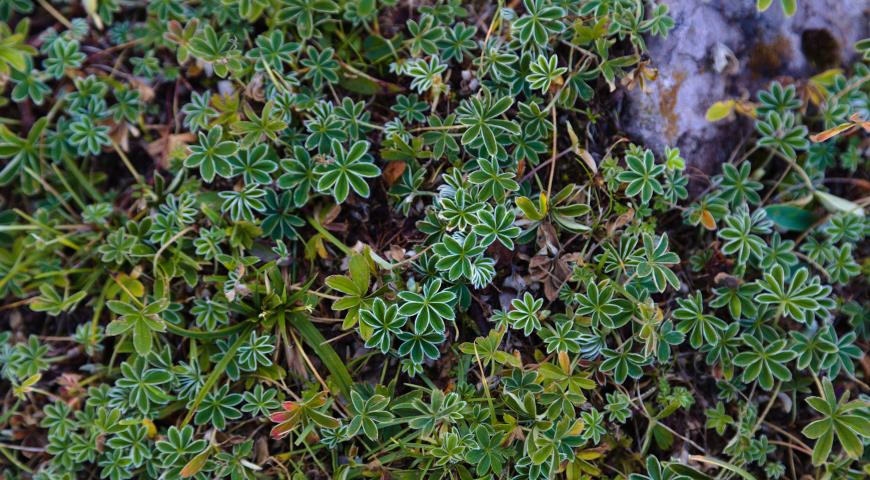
[181,448,211,478]
[700,209,717,231]
[270,421,296,439]
[270,411,291,422]
[810,122,855,143]
[382,161,406,186]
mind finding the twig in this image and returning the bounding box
[546,106,558,197]
[36,0,72,29]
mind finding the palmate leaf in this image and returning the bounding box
[717,205,771,264]
[301,46,340,89]
[260,189,304,240]
[194,383,242,430]
[507,292,543,335]
[276,0,339,39]
[457,88,520,157]
[820,327,863,379]
[218,185,266,222]
[228,143,277,185]
[600,342,647,384]
[315,139,380,203]
[439,187,485,230]
[631,233,680,293]
[473,203,521,249]
[269,390,339,439]
[526,54,566,93]
[230,102,287,147]
[278,145,318,207]
[0,117,47,194]
[433,233,487,282]
[406,55,447,93]
[398,278,455,333]
[184,125,238,183]
[755,265,830,324]
[468,157,520,201]
[155,425,207,467]
[397,329,445,364]
[359,298,406,353]
[106,299,168,356]
[617,149,664,205]
[672,291,726,349]
[438,23,477,62]
[325,253,371,329]
[802,378,870,465]
[347,391,394,441]
[30,284,87,316]
[512,0,566,47]
[458,330,521,369]
[539,319,582,353]
[716,162,763,206]
[0,19,35,77]
[116,357,173,413]
[11,61,50,106]
[756,111,809,158]
[575,279,623,328]
[732,335,796,390]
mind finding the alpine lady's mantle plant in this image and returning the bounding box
[0,1,867,479]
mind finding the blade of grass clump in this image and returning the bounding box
[180,325,253,428]
[164,320,251,340]
[307,214,352,256]
[288,312,353,398]
[687,455,757,480]
[59,154,104,202]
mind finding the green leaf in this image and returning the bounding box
[349,254,370,294]
[516,196,546,221]
[756,0,774,12]
[764,204,818,231]
[132,318,152,356]
[325,275,362,296]
[339,74,379,95]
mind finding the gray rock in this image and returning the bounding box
[621,0,869,175]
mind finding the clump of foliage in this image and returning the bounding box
[0,1,868,480]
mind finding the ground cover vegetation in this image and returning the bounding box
[0,0,868,479]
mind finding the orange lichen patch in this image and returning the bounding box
[658,70,686,143]
[747,35,792,78]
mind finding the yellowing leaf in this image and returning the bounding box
[815,191,865,217]
[142,418,158,438]
[810,68,842,87]
[83,0,103,30]
[13,373,41,399]
[181,448,212,478]
[705,100,736,122]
